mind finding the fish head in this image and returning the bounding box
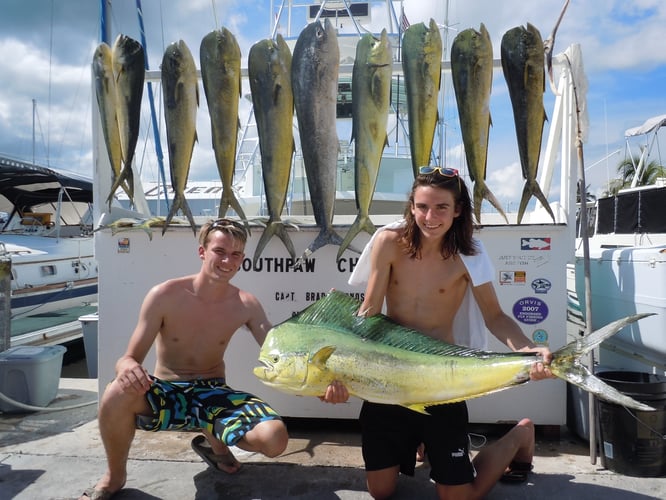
[92,43,112,68]
[162,40,186,73]
[302,18,338,59]
[112,34,144,66]
[361,29,391,67]
[253,326,336,396]
[423,19,443,57]
[403,19,442,63]
[201,28,240,66]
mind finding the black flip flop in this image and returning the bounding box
[190,435,241,474]
[500,461,533,483]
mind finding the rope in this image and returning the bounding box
[0,389,96,413]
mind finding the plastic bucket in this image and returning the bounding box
[597,371,666,477]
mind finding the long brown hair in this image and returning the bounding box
[401,172,477,259]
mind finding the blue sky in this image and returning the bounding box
[0,0,664,206]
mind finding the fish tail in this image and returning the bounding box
[218,188,250,235]
[106,165,134,210]
[253,220,296,266]
[516,179,556,224]
[299,228,360,263]
[162,193,197,236]
[136,221,154,241]
[337,215,375,261]
[473,181,509,224]
[550,313,656,412]
[516,182,532,225]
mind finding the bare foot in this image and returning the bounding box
[79,474,125,500]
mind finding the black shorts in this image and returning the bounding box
[359,401,476,486]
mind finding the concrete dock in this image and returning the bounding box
[1,376,664,499]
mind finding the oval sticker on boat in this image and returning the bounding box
[512,297,548,324]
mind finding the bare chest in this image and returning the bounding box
[161,296,248,347]
[386,255,469,336]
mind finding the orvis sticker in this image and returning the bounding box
[512,297,548,324]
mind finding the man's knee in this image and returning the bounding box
[99,379,150,417]
[262,420,289,457]
[366,468,399,499]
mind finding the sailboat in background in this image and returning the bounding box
[0,155,97,348]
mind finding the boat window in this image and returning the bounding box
[40,265,57,277]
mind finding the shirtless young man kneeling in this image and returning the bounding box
[81,219,288,500]
[323,167,555,500]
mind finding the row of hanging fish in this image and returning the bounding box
[93,15,562,254]
[450,19,565,224]
[94,32,246,238]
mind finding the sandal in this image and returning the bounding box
[191,435,241,474]
[500,461,533,484]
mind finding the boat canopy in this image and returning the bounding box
[624,113,666,137]
[0,156,92,215]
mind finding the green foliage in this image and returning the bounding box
[602,155,665,196]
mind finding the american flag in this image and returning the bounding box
[400,8,410,31]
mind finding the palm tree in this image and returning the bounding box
[617,154,665,186]
[603,155,666,196]
[576,183,596,204]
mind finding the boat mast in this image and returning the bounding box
[100,0,111,44]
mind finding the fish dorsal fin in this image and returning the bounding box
[310,346,335,368]
[286,290,506,359]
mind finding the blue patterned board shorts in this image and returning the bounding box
[135,376,282,446]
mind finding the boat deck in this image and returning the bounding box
[9,304,96,347]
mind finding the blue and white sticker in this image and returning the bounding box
[532,329,549,344]
[512,297,548,324]
[531,278,551,294]
[521,237,551,250]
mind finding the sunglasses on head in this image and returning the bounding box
[204,218,247,239]
[418,166,459,177]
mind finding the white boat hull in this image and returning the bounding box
[1,234,97,319]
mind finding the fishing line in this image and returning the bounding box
[211,0,219,31]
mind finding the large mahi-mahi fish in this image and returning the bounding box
[292,19,345,258]
[450,24,508,224]
[110,34,144,210]
[161,40,198,235]
[200,28,249,227]
[402,19,442,177]
[254,291,655,413]
[92,42,125,210]
[501,24,556,224]
[337,30,392,260]
[248,35,296,264]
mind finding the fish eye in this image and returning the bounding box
[270,354,280,363]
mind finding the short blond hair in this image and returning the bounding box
[198,218,248,247]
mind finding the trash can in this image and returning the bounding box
[79,313,99,378]
[597,371,666,477]
[0,345,66,412]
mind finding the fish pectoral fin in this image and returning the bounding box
[309,346,336,368]
[404,403,430,414]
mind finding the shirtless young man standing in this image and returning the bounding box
[81,219,288,500]
[324,167,555,500]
